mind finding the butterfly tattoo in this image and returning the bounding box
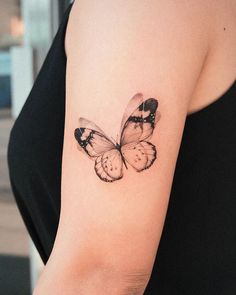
[74,93,161,182]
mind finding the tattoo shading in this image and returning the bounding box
[74,93,161,182]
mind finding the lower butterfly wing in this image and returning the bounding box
[95,149,123,182]
[74,117,116,158]
[121,141,156,172]
[120,94,160,145]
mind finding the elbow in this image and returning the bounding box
[34,259,150,295]
[72,266,150,295]
[66,261,151,294]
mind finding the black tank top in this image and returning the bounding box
[7,3,236,294]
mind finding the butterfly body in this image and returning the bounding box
[114,142,129,170]
[74,94,160,182]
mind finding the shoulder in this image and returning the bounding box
[64,0,219,109]
[65,0,213,55]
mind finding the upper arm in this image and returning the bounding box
[38,0,209,293]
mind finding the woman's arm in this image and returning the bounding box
[34,0,210,294]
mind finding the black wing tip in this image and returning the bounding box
[138,97,158,112]
[74,127,84,139]
[147,97,158,102]
[74,128,79,141]
[146,97,158,109]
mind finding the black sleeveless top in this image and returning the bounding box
[7,3,236,294]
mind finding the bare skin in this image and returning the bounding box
[187,0,236,114]
[34,0,236,294]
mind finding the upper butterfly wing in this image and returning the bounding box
[74,117,115,158]
[119,93,144,135]
[120,93,160,145]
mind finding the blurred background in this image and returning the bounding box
[0,1,72,294]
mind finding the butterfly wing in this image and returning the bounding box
[74,93,161,180]
[120,93,160,145]
[74,117,115,158]
[119,93,144,137]
[119,93,160,171]
[74,117,123,182]
[121,141,156,172]
[95,149,123,182]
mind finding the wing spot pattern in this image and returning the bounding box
[94,150,123,182]
[121,141,157,172]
